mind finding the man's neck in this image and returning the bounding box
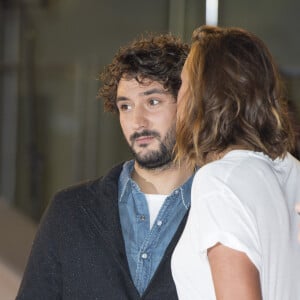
[132,161,194,195]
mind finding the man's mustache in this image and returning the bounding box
[130,130,160,142]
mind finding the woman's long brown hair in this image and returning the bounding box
[175,25,295,166]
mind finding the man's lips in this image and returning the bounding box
[135,136,154,144]
[130,130,160,146]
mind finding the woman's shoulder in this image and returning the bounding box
[193,150,276,190]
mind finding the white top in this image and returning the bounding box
[171,150,300,300]
[145,194,166,228]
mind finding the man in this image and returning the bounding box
[16,33,194,299]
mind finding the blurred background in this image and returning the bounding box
[1,0,300,298]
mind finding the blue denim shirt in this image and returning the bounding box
[118,160,193,295]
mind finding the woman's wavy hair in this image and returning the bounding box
[98,33,189,113]
[176,25,295,166]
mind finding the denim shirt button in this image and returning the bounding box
[156,220,163,226]
[141,253,148,259]
[174,190,179,194]
[139,215,146,221]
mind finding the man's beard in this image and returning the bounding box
[129,126,176,170]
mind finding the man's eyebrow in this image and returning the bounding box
[116,88,168,102]
[116,96,126,102]
[143,88,168,96]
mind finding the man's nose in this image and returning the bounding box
[132,106,149,129]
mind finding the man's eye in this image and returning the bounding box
[118,103,132,111]
[149,99,160,106]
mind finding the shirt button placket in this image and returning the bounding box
[141,253,148,259]
[156,220,163,226]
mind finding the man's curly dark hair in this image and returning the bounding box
[98,33,190,113]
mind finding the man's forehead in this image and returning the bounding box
[120,75,161,86]
[116,77,173,102]
[118,77,168,92]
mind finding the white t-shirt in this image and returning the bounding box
[171,150,300,300]
[145,194,166,228]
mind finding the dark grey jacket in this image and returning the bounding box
[16,163,189,299]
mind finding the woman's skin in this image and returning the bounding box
[208,243,262,300]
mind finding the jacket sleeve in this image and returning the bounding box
[16,194,64,300]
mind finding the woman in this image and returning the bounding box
[171,25,300,300]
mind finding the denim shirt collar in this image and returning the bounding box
[119,160,135,203]
[118,159,193,209]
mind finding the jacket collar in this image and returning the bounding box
[79,163,139,292]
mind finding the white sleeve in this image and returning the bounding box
[189,171,262,271]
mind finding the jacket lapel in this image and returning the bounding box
[79,163,135,283]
